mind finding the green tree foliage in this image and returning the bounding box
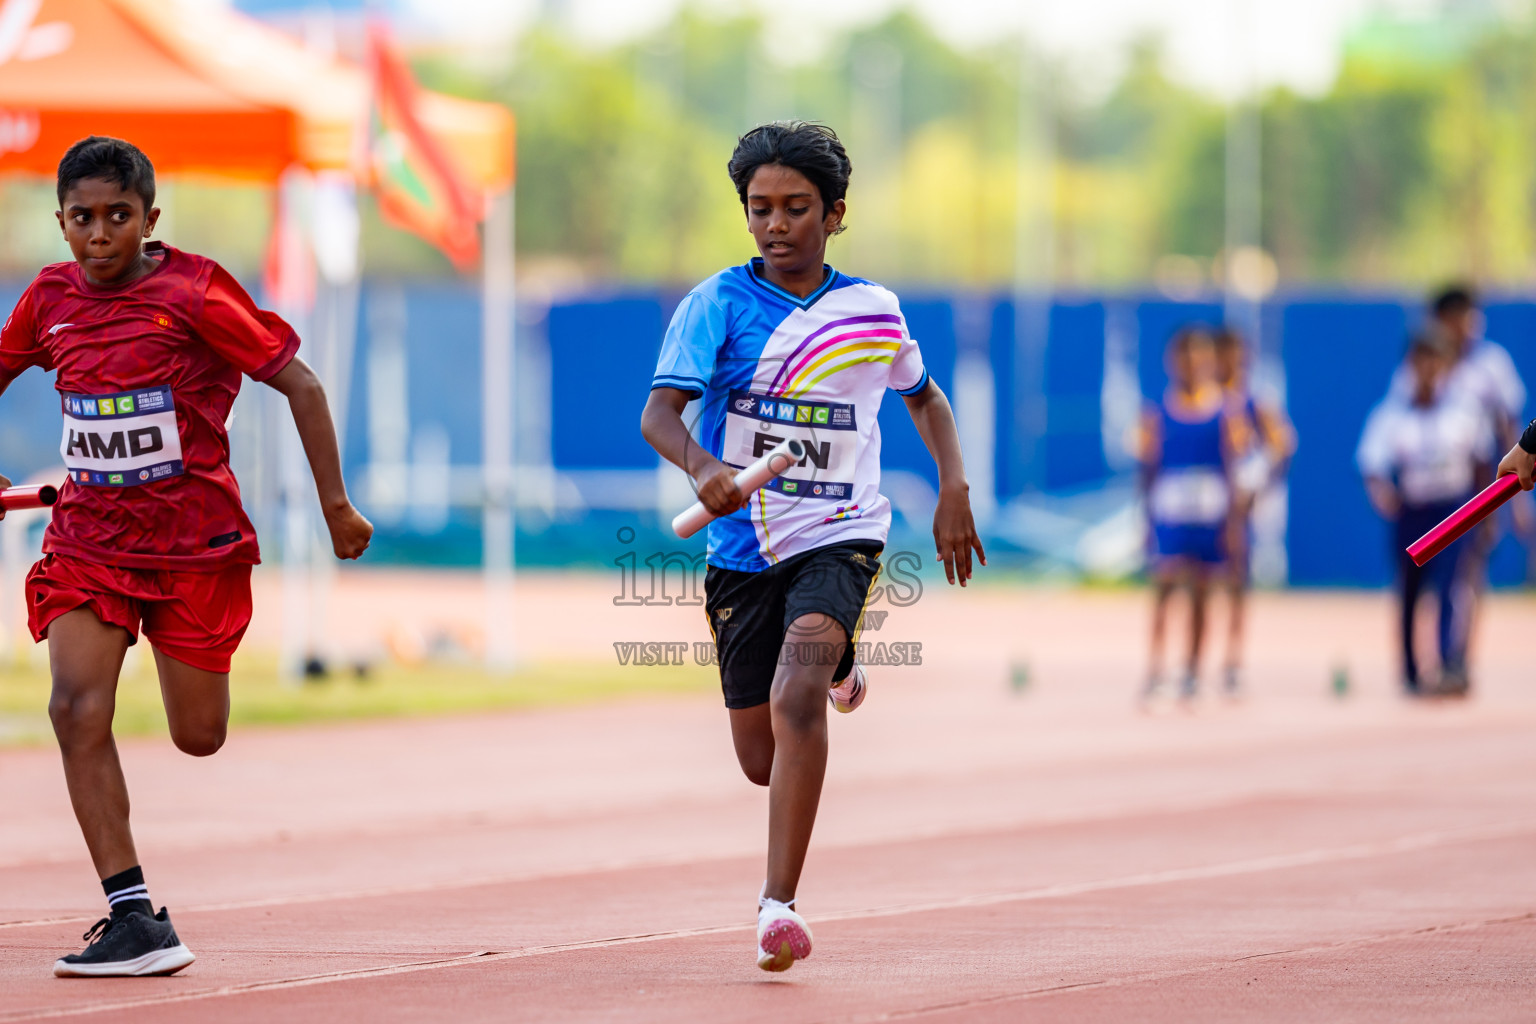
[6,7,1531,292]
[431,7,1536,291]
[1260,67,1439,281]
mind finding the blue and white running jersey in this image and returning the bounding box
[652,258,930,572]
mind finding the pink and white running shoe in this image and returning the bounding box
[756,896,813,972]
[828,662,867,714]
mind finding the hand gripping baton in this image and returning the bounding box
[672,438,806,539]
[1406,473,1522,567]
[0,484,58,512]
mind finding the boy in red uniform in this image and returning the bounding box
[0,137,373,977]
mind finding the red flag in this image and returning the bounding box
[363,22,481,270]
[262,180,314,313]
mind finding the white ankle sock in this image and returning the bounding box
[758,883,795,912]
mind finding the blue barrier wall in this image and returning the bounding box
[1044,301,1107,491]
[342,281,488,476]
[875,298,955,491]
[985,299,1112,498]
[1482,304,1536,586]
[550,296,664,470]
[1282,302,1409,587]
[1,279,1532,585]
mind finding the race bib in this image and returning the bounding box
[1149,468,1229,525]
[722,390,858,500]
[60,386,185,487]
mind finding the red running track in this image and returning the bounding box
[3,584,1536,1021]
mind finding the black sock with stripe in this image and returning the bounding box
[102,865,153,920]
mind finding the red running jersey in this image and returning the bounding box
[0,243,299,570]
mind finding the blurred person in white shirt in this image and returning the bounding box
[1389,285,1529,655]
[1392,286,1525,446]
[1360,331,1493,696]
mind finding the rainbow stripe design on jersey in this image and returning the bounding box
[824,504,862,523]
[766,314,903,398]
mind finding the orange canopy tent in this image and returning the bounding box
[0,0,514,189]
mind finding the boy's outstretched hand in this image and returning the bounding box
[324,502,374,560]
[1497,442,1536,491]
[934,484,986,586]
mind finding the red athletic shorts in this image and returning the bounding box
[26,553,253,673]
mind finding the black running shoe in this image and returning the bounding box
[53,908,195,978]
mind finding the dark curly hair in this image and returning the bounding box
[57,136,156,211]
[1430,283,1477,320]
[727,121,852,216]
[1170,324,1217,354]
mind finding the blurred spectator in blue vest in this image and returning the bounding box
[1139,326,1246,705]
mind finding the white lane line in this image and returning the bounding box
[807,817,1536,927]
[832,911,1536,1023]
[2,798,1524,934]
[5,818,1535,1022]
[0,786,1280,921]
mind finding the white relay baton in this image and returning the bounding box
[672,437,805,539]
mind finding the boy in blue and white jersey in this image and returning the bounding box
[652,234,930,568]
[642,122,984,974]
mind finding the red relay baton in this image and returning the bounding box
[1406,473,1522,567]
[0,484,59,512]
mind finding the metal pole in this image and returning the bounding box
[304,174,361,677]
[274,168,316,683]
[952,298,996,523]
[482,185,516,671]
[1223,0,1261,343]
[1013,41,1055,495]
[849,42,902,280]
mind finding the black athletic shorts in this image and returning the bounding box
[704,541,883,710]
